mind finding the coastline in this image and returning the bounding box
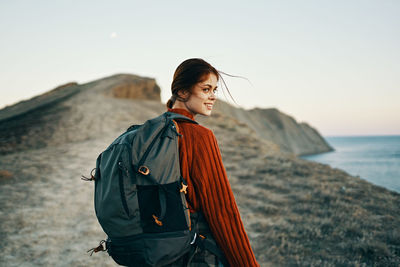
[301,135,400,194]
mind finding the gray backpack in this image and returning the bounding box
[86,111,199,266]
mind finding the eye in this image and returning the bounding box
[213,89,218,94]
[203,88,210,93]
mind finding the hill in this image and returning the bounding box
[0,74,398,266]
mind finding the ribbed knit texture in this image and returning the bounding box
[167,108,259,267]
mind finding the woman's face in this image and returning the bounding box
[180,73,218,117]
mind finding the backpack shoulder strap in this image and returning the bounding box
[164,111,198,125]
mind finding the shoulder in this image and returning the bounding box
[176,121,216,141]
[194,124,214,136]
[188,123,214,137]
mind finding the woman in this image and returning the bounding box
[165,58,259,267]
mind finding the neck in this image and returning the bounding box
[172,101,197,118]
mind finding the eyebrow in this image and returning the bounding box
[203,84,218,88]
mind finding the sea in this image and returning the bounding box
[301,135,400,193]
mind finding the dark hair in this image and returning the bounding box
[166,58,238,109]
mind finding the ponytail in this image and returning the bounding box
[166,96,176,109]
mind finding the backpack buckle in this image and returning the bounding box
[138,166,150,175]
[180,182,188,194]
[190,232,197,245]
[152,214,163,226]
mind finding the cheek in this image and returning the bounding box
[198,93,209,101]
[190,94,207,105]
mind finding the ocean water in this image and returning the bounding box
[301,135,400,193]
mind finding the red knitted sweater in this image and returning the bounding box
[167,108,259,267]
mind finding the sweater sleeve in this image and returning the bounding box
[191,128,259,267]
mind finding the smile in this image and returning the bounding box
[205,104,213,109]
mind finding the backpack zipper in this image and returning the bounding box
[118,161,130,217]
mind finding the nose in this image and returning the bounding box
[209,91,217,99]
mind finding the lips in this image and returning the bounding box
[205,103,213,109]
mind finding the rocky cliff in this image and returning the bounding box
[108,74,161,101]
[212,101,333,156]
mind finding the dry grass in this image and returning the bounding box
[219,132,400,266]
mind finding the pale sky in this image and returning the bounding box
[0,0,399,136]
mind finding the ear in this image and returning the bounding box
[177,90,190,99]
